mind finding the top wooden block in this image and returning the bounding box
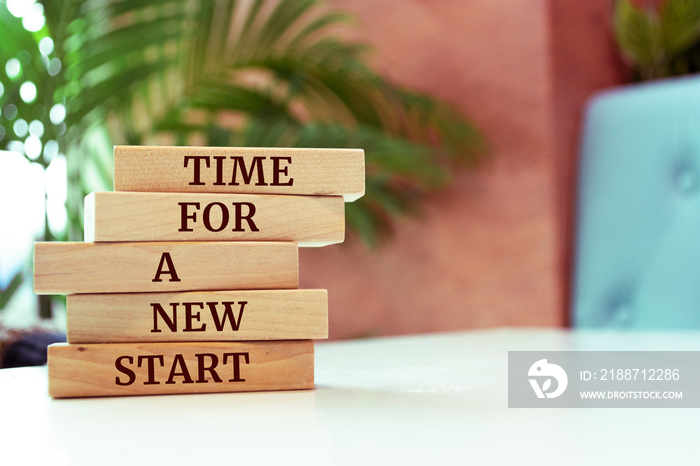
[113,146,365,202]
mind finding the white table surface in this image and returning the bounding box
[2,328,700,465]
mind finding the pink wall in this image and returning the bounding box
[302,0,627,338]
[549,0,630,320]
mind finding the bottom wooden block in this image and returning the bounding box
[48,340,314,398]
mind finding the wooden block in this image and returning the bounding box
[48,340,314,398]
[33,241,298,295]
[113,145,365,201]
[66,289,328,343]
[84,191,344,246]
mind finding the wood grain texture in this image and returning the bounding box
[48,340,314,398]
[113,146,365,201]
[34,241,298,295]
[84,191,344,246]
[66,289,328,343]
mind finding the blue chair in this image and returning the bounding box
[572,75,700,328]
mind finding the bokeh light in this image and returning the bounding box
[39,36,54,56]
[6,58,21,78]
[13,118,28,137]
[19,81,37,103]
[4,104,18,119]
[7,140,24,154]
[47,58,61,76]
[22,3,45,32]
[43,139,59,162]
[29,119,44,137]
[6,0,33,18]
[24,135,42,160]
[49,103,66,124]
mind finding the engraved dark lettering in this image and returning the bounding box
[271,156,293,186]
[213,155,226,185]
[178,202,200,232]
[229,156,268,186]
[183,302,206,332]
[203,202,229,232]
[179,201,258,233]
[138,355,165,385]
[115,355,135,386]
[165,354,195,384]
[195,353,223,384]
[117,352,252,386]
[231,203,258,232]
[223,352,250,382]
[151,302,178,333]
[152,252,181,282]
[209,301,246,331]
[184,156,210,185]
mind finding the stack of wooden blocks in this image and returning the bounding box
[34,146,364,398]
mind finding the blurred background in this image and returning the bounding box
[0,0,692,351]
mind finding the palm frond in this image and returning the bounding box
[17,0,485,247]
[614,0,662,78]
[661,0,700,55]
[614,0,700,80]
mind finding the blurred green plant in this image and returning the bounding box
[614,0,700,80]
[0,0,485,317]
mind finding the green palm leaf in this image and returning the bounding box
[1,0,486,316]
[5,0,486,250]
[661,0,700,54]
[613,0,700,80]
[614,0,662,75]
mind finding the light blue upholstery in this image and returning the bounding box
[572,76,700,328]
